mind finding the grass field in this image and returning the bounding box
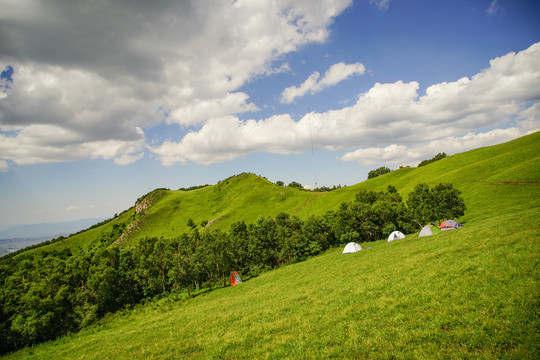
[7,187,538,359]
[5,132,539,359]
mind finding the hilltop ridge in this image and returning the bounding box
[15,131,540,256]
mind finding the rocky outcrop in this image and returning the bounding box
[114,220,141,245]
[135,197,152,215]
[135,188,167,215]
[204,216,226,228]
[115,188,168,245]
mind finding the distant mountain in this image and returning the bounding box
[0,218,104,241]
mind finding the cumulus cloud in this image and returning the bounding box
[167,92,259,127]
[280,62,365,103]
[152,114,312,165]
[518,102,540,132]
[340,128,530,167]
[0,159,8,172]
[0,0,353,167]
[151,42,540,166]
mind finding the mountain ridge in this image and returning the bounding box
[14,132,540,256]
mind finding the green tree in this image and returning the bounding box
[288,181,303,189]
[228,221,250,273]
[407,183,466,226]
[248,217,278,274]
[367,166,391,179]
[169,233,196,298]
[431,183,466,223]
[407,183,434,227]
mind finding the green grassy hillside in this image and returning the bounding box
[28,131,540,256]
[123,174,320,242]
[21,174,317,254]
[6,132,539,359]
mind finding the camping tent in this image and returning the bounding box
[388,231,405,242]
[419,225,443,237]
[343,242,362,254]
[439,219,463,231]
[230,271,243,286]
[419,225,434,237]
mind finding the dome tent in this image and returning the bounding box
[388,231,405,242]
[419,225,433,237]
[419,225,442,237]
[439,219,463,230]
[342,242,362,254]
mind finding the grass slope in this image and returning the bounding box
[6,132,539,359]
[125,173,319,242]
[298,131,540,222]
[26,132,540,255]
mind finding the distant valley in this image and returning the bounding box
[0,218,104,254]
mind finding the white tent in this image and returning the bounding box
[342,242,362,254]
[418,225,434,237]
[387,231,405,242]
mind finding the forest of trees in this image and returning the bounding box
[0,183,465,355]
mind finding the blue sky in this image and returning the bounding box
[0,0,539,228]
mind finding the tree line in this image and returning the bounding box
[367,152,449,180]
[0,183,465,355]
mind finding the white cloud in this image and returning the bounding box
[370,0,390,11]
[0,123,146,166]
[487,0,499,16]
[0,0,353,168]
[167,92,259,127]
[280,62,365,103]
[340,128,529,167]
[151,42,540,166]
[0,159,8,172]
[518,102,540,133]
[152,114,311,165]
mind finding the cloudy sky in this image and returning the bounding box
[1,0,539,228]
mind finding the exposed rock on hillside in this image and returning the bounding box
[116,188,169,245]
[135,188,168,215]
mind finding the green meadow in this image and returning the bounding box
[5,132,540,359]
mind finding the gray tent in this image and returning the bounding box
[419,225,434,237]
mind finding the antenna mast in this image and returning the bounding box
[308,109,318,188]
